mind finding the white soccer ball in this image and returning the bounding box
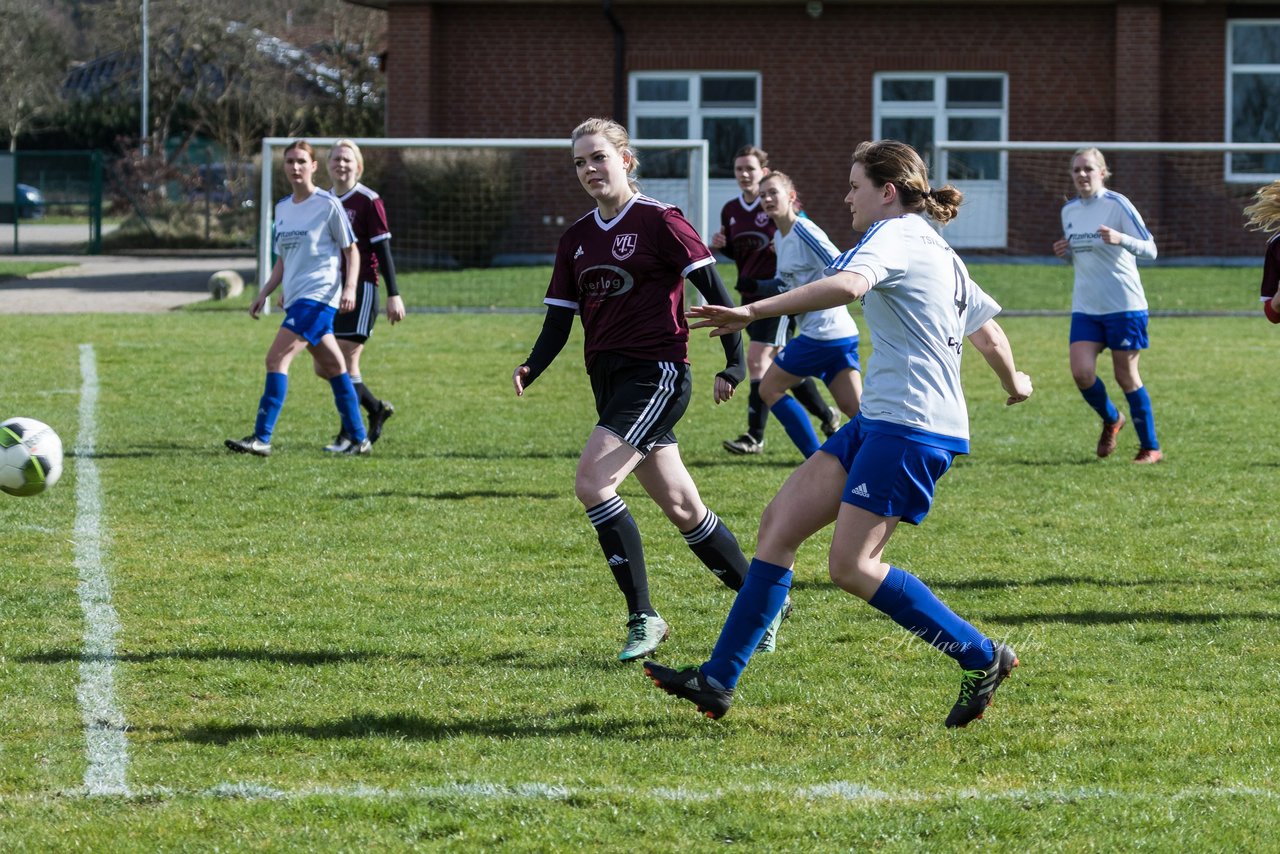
[0,417,64,497]
[207,269,245,300]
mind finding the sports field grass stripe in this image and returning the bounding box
[72,343,130,797]
[18,781,1271,806]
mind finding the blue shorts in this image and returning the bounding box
[1070,311,1149,351]
[774,335,860,385]
[821,416,954,525]
[282,299,338,346]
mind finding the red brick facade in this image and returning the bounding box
[372,0,1276,257]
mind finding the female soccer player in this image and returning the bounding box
[1243,180,1280,323]
[645,139,1033,728]
[754,171,862,458]
[713,145,840,455]
[513,118,788,661]
[319,139,406,452]
[225,140,369,457]
[1052,148,1162,463]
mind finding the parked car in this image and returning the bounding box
[0,183,46,223]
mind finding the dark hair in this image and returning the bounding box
[284,139,317,162]
[733,145,769,169]
[852,139,963,225]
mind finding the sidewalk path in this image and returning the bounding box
[0,254,256,314]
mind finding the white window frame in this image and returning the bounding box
[872,72,1009,178]
[628,71,761,179]
[1226,20,1280,182]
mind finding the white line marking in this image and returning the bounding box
[73,343,130,797]
[26,781,1274,805]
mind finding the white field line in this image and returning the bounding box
[73,343,130,797]
[13,781,1274,805]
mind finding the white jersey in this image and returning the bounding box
[827,213,1001,451]
[775,216,859,341]
[272,189,356,309]
[1060,190,1157,315]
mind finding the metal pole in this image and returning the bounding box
[140,0,149,156]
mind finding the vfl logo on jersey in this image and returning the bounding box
[755,212,770,228]
[345,209,357,224]
[579,264,635,300]
[612,233,638,261]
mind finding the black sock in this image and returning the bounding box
[587,496,653,616]
[747,380,768,442]
[682,509,748,591]
[793,376,829,418]
[350,377,380,415]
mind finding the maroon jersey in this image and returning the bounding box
[719,193,777,294]
[338,183,391,286]
[545,194,715,370]
[1262,233,1280,300]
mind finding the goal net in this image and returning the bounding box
[257,137,709,309]
[931,140,1280,258]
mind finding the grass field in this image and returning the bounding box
[2,265,1278,850]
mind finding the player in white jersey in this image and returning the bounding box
[646,139,1033,728]
[1053,147,1162,463]
[754,171,861,458]
[225,140,370,457]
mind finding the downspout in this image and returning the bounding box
[602,0,626,122]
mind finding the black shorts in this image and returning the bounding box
[333,280,379,343]
[589,353,691,454]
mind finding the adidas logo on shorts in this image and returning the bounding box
[852,482,871,498]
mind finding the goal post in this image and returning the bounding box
[256,136,710,308]
[931,139,1280,257]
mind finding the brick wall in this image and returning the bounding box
[381,2,1264,258]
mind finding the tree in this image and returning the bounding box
[0,0,74,151]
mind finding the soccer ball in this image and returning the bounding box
[0,417,64,497]
[208,269,245,300]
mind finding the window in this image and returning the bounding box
[630,72,761,179]
[874,73,1007,181]
[1227,21,1280,180]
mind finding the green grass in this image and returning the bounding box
[190,260,1268,314]
[2,268,1279,849]
[0,261,72,280]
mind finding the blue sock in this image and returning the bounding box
[1124,386,1158,450]
[330,374,367,442]
[253,372,288,442]
[1080,378,1120,423]
[769,395,820,457]
[702,558,793,689]
[868,566,992,670]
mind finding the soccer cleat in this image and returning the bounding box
[723,433,764,455]
[1133,448,1163,464]
[944,642,1018,728]
[820,405,842,438]
[323,432,354,453]
[643,661,734,719]
[1096,412,1125,458]
[368,401,395,443]
[340,437,372,455]
[225,435,271,457]
[756,594,795,654]
[618,613,670,662]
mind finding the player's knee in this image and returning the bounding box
[828,556,878,600]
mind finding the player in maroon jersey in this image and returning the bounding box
[1244,180,1280,322]
[712,145,841,455]
[512,118,790,662]
[318,139,405,452]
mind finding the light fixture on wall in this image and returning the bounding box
[806,0,823,18]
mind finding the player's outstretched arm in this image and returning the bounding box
[686,264,745,397]
[967,318,1033,406]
